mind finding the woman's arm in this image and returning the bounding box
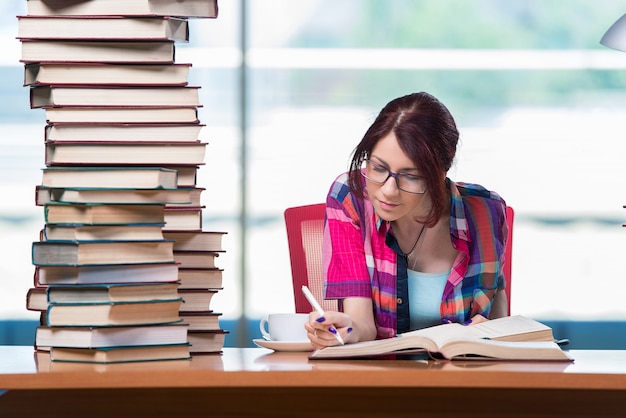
[342,297,377,343]
[488,289,508,319]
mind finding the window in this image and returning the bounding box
[1,1,625,345]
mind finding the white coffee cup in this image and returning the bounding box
[259,313,309,342]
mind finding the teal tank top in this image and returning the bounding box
[407,269,450,330]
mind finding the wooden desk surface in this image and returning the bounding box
[1,347,626,418]
[1,346,625,390]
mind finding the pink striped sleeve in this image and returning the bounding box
[323,204,372,299]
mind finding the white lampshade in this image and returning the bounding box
[600,13,626,52]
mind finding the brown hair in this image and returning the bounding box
[348,92,459,227]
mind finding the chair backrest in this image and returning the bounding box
[284,203,336,313]
[285,203,515,316]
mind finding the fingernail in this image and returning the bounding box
[347,327,353,333]
[329,327,338,334]
[316,317,326,323]
[463,319,472,325]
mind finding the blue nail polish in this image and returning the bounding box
[347,327,353,333]
[463,319,473,325]
[329,327,338,334]
[316,317,326,323]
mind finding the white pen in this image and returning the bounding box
[301,285,344,345]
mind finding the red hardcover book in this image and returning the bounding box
[45,141,207,166]
[21,40,176,64]
[179,311,222,331]
[178,289,218,312]
[177,268,223,290]
[44,107,200,124]
[163,206,204,231]
[24,63,192,87]
[188,329,228,354]
[173,251,222,269]
[26,0,219,18]
[44,123,203,143]
[163,231,226,251]
[34,263,180,286]
[35,185,192,206]
[17,16,189,42]
[31,85,201,108]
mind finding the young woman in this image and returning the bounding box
[306,92,509,349]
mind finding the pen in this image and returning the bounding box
[301,285,344,345]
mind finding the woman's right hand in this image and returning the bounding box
[304,297,377,349]
[305,310,352,350]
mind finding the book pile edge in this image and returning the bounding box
[20,0,228,364]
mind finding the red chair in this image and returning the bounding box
[284,203,334,313]
[504,206,515,315]
[285,203,514,315]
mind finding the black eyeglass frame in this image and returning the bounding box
[360,159,427,195]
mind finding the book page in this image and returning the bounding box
[310,315,557,359]
[399,315,553,349]
[399,322,472,349]
[469,315,554,342]
[441,339,574,361]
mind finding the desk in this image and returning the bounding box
[1,346,625,417]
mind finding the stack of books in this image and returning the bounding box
[164,230,228,354]
[19,0,226,363]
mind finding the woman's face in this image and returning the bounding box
[365,132,428,222]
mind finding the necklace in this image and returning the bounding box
[401,223,427,258]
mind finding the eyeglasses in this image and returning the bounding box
[360,159,427,194]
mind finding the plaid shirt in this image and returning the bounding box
[323,172,508,339]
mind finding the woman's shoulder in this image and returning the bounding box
[453,181,506,207]
[327,171,354,202]
[326,171,372,222]
[450,180,508,245]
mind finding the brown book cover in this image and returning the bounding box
[34,263,180,286]
[24,62,191,87]
[21,40,176,64]
[35,323,189,350]
[160,165,198,187]
[44,107,200,124]
[178,289,218,312]
[36,186,192,206]
[31,85,201,108]
[179,311,222,331]
[26,0,219,18]
[44,141,207,166]
[17,16,189,42]
[188,329,228,354]
[47,282,180,304]
[163,206,204,231]
[44,203,166,225]
[50,343,191,363]
[26,287,47,312]
[163,231,226,252]
[173,251,222,269]
[41,223,165,242]
[45,122,203,143]
[165,187,204,207]
[178,268,223,290]
[41,167,178,189]
[45,299,183,327]
[32,240,175,266]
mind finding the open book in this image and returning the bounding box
[309,315,573,361]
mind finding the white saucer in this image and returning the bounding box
[253,339,313,352]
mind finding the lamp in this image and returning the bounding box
[600,13,626,51]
